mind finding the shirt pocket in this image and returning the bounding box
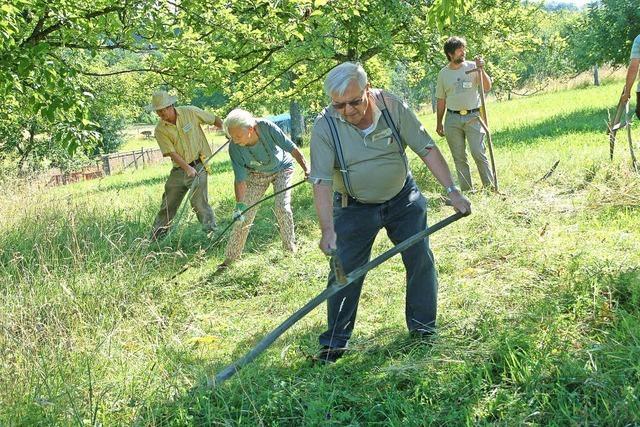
[455,78,475,94]
[367,128,398,153]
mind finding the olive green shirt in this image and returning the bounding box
[309,89,436,203]
[155,106,218,165]
[435,61,481,111]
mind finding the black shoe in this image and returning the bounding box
[213,262,229,275]
[410,328,436,342]
[314,346,347,364]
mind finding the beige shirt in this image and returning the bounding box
[155,106,217,165]
[309,89,436,203]
[435,61,480,111]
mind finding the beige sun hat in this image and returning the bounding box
[147,90,178,111]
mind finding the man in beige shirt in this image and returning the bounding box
[436,36,494,191]
[148,90,222,240]
[309,62,471,363]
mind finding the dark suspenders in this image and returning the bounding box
[322,90,408,200]
[375,90,409,173]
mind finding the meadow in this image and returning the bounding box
[1,79,639,425]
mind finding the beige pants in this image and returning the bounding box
[224,168,296,263]
[444,111,494,191]
[151,166,216,239]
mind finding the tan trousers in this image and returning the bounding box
[151,166,216,239]
[224,168,296,263]
[444,111,494,191]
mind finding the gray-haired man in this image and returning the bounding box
[309,62,471,363]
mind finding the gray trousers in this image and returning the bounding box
[444,111,494,191]
[151,166,216,239]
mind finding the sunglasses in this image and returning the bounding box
[332,91,367,110]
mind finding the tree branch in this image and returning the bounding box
[22,6,125,47]
[233,57,310,106]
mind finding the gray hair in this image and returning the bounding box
[323,62,368,97]
[223,108,257,136]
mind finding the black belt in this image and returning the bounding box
[447,108,480,115]
[187,159,202,167]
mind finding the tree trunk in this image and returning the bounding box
[593,63,600,86]
[17,121,38,170]
[430,82,437,113]
[290,100,304,146]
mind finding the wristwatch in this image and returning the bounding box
[446,185,459,194]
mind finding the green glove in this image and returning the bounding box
[232,202,248,222]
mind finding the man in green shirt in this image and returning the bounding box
[219,108,309,268]
[309,62,471,363]
[148,90,222,240]
[436,36,494,191]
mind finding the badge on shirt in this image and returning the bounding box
[249,160,261,167]
[462,81,473,89]
[182,122,193,133]
[371,128,392,141]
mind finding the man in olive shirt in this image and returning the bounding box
[309,62,471,363]
[620,34,640,120]
[436,36,493,191]
[149,90,222,240]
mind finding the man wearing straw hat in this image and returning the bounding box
[148,90,223,240]
[435,36,494,191]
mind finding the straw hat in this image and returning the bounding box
[147,90,178,111]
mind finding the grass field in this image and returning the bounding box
[1,80,639,425]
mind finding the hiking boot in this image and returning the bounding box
[314,346,347,364]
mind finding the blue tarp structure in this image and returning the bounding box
[265,112,292,135]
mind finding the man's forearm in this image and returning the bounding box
[624,59,640,96]
[168,152,191,172]
[420,146,455,188]
[481,70,492,92]
[313,184,334,234]
[234,181,247,203]
[436,99,446,125]
[291,148,309,173]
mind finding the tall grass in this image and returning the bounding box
[1,79,639,425]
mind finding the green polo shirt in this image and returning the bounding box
[435,61,481,111]
[309,89,436,203]
[229,119,296,183]
[155,106,217,165]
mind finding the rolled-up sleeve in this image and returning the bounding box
[155,127,175,156]
[309,117,335,186]
[191,106,218,125]
[435,72,446,99]
[631,35,640,59]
